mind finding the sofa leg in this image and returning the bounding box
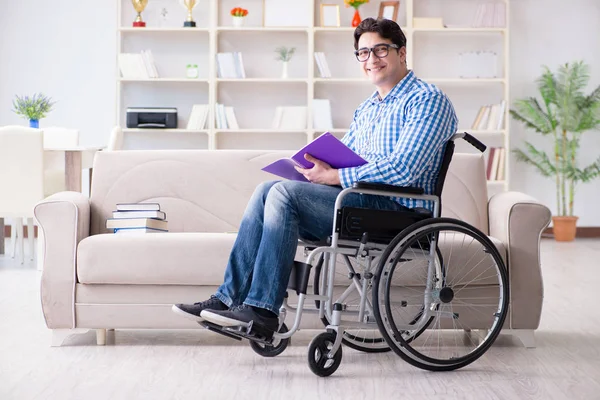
[504,329,536,348]
[96,329,107,346]
[51,328,90,347]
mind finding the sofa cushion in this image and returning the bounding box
[77,232,507,287]
[77,233,235,285]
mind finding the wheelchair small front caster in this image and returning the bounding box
[250,323,290,358]
[308,332,343,377]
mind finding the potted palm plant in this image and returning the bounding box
[510,61,600,241]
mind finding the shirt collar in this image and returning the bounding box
[368,70,416,104]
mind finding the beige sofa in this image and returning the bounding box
[34,150,551,347]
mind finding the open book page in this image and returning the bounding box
[261,132,367,181]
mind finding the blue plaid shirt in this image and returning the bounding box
[338,70,458,210]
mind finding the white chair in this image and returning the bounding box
[107,125,124,151]
[42,127,79,196]
[0,126,45,264]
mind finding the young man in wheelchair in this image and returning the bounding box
[172,17,458,336]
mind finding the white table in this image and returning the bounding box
[0,146,105,254]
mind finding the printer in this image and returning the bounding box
[126,107,178,129]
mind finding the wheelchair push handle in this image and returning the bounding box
[453,132,487,153]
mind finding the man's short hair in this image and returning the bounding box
[353,18,407,50]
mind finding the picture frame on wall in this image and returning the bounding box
[378,1,400,21]
[320,4,340,27]
[263,0,311,27]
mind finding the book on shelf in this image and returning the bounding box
[485,147,505,181]
[187,104,209,130]
[312,99,334,130]
[261,132,367,182]
[214,103,239,129]
[314,52,331,78]
[272,106,307,130]
[118,50,159,79]
[472,2,506,28]
[471,100,506,131]
[217,52,245,79]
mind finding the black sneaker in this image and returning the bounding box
[201,304,279,332]
[171,295,228,322]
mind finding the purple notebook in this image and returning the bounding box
[261,132,367,182]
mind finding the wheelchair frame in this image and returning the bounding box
[201,132,509,376]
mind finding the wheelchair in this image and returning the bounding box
[201,132,509,377]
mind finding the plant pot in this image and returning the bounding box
[29,119,39,128]
[232,16,245,27]
[281,61,289,79]
[351,9,362,27]
[552,216,578,242]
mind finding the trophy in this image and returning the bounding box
[180,0,198,27]
[132,0,149,27]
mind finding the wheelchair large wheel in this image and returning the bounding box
[373,217,509,372]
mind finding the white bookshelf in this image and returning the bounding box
[116,0,510,192]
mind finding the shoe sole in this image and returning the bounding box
[171,305,204,322]
[201,310,250,328]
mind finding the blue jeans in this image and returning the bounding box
[214,180,407,315]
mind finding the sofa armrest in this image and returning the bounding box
[488,191,551,330]
[34,191,91,329]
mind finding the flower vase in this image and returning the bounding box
[281,61,289,79]
[232,16,245,27]
[351,8,362,27]
[29,119,39,128]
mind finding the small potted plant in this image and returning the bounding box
[275,46,295,79]
[12,93,55,128]
[345,0,369,27]
[510,60,600,241]
[230,7,248,27]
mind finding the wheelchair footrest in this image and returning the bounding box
[199,320,275,346]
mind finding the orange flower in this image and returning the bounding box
[344,0,369,9]
[230,7,248,17]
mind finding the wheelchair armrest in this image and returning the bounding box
[352,181,424,195]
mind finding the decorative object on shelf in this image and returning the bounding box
[180,0,198,27]
[345,0,369,27]
[275,46,295,79]
[320,4,340,27]
[378,1,399,21]
[131,0,149,27]
[186,64,199,78]
[263,0,310,28]
[459,51,498,78]
[12,93,55,128]
[510,60,600,242]
[230,7,248,27]
[413,17,444,29]
[158,6,169,27]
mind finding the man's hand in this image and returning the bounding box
[294,154,341,186]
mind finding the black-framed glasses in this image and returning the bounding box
[354,43,400,62]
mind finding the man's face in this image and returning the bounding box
[357,32,406,88]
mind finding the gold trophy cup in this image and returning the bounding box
[180,0,198,27]
[132,0,149,27]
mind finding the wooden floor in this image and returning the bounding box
[1,238,599,400]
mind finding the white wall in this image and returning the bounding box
[0,0,117,147]
[1,0,599,225]
[509,0,600,226]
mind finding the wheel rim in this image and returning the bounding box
[376,220,508,366]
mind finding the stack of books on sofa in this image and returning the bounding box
[106,203,168,234]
